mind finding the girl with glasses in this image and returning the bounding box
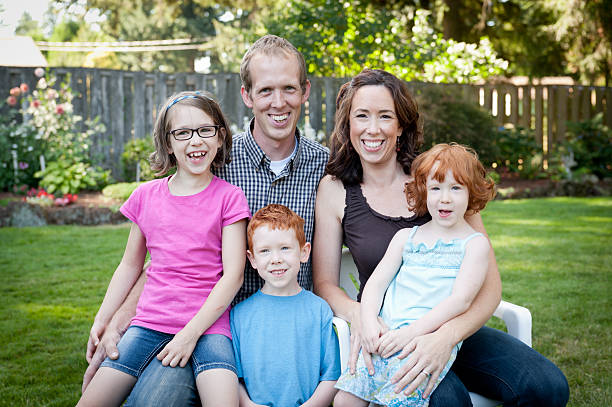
[78,91,250,406]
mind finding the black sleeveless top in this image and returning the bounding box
[342,183,431,299]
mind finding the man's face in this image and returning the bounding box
[241,52,310,147]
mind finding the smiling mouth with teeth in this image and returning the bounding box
[271,114,289,122]
[363,140,384,148]
[188,151,207,158]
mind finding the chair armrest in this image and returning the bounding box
[492,300,532,347]
[332,316,351,372]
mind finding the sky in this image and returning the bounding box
[0,0,51,36]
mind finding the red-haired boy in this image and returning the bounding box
[231,204,340,406]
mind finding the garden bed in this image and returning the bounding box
[0,192,125,227]
[1,177,610,227]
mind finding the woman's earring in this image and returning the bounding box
[396,137,400,152]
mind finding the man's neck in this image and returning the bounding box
[252,128,297,161]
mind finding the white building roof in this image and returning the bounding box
[0,36,48,67]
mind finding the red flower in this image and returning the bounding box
[32,99,41,108]
[9,87,21,97]
[20,83,29,93]
[7,96,17,106]
[56,105,65,115]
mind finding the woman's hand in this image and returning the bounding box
[157,326,199,368]
[349,312,388,375]
[390,328,455,397]
[377,325,417,359]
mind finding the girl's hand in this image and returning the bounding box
[157,326,199,368]
[377,325,417,359]
[390,329,454,397]
[361,317,384,354]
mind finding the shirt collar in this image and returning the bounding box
[243,117,304,171]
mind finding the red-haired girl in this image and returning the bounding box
[334,143,495,406]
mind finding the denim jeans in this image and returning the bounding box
[124,326,569,407]
[101,326,236,379]
[429,326,569,407]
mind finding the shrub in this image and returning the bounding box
[35,161,111,195]
[564,113,612,179]
[121,137,156,182]
[102,182,142,202]
[416,86,500,166]
[0,92,45,190]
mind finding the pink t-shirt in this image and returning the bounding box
[120,176,250,338]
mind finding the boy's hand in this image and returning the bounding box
[377,325,416,358]
[157,326,199,368]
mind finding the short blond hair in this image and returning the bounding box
[240,34,308,94]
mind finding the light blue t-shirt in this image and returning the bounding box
[230,289,341,407]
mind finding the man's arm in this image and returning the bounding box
[82,266,146,392]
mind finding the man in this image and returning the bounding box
[82,35,329,405]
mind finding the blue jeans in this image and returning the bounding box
[101,325,235,382]
[429,326,569,407]
[125,326,569,407]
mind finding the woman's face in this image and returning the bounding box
[349,85,402,167]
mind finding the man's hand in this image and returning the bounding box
[81,324,123,393]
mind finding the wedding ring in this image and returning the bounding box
[421,370,431,377]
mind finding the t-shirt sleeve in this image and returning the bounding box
[222,186,251,227]
[319,304,341,381]
[230,308,243,378]
[120,184,143,224]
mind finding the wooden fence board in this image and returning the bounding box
[1,66,610,179]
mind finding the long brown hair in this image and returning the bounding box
[325,69,423,185]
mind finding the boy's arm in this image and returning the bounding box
[300,381,337,407]
[378,235,490,358]
[238,382,267,407]
[156,219,247,367]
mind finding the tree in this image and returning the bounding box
[551,0,612,86]
[264,2,508,83]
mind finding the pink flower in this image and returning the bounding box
[9,87,21,97]
[34,67,45,78]
[18,162,29,170]
[46,89,57,100]
[32,99,41,108]
[20,83,29,93]
[56,104,65,115]
[55,197,70,206]
[7,95,17,106]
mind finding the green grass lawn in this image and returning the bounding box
[0,197,610,406]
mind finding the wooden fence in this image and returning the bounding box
[2,66,611,178]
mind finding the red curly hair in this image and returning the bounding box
[405,143,496,217]
[247,204,306,250]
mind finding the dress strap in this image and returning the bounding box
[461,232,485,250]
[408,225,420,241]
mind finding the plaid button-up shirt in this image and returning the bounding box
[216,119,329,304]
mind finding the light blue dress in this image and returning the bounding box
[335,226,484,407]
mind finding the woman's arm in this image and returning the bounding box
[312,175,356,321]
[390,212,501,397]
[156,219,247,367]
[312,176,377,372]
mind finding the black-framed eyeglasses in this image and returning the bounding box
[168,125,220,141]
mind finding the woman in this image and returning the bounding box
[313,68,569,406]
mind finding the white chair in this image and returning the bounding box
[331,248,532,407]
